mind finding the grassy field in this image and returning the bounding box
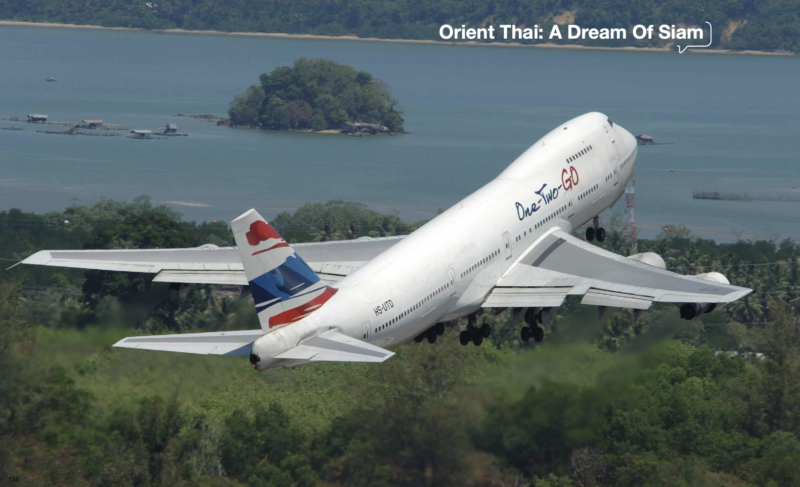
[35,325,370,433]
[32,303,691,434]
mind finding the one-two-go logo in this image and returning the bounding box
[561,166,580,190]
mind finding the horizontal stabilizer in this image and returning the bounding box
[113,330,264,356]
[275,329,394,363]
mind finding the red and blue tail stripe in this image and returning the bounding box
[231,210,338,331]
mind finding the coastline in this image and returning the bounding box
[0,20,793,57]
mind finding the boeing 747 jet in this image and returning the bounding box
[20,112,751,371]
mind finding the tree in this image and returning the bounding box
[228,85,265,127]
[229,59,404,132]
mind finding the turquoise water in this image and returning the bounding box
[1,26,799,241]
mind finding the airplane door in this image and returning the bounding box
[503,231,512,260]
[610,154,620,186]
[567,187,575,218]
[362,321,370,340]
[603,123,621,187]
[447,268,456,296]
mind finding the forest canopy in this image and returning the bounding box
[3,198,800,485]
[228,59,405,132]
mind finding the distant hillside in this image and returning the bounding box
[0,0,797,53]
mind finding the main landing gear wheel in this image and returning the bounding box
[426,328,437,344]
[521,326,545,343]
[414,334,424,343]
[435,322,445,336]
[460,320,489,347]
[587,216,606,243]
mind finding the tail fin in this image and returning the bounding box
[231,209,338,332]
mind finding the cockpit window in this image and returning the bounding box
[607,118,614,127]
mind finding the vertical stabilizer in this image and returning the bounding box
[231,209,337,331]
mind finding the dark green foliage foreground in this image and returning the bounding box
[228,59,404,132]
[0,0,798,53]
[3,198,800,486]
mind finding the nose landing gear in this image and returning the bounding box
[586,216,606,243]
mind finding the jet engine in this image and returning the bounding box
[677,271,731,320]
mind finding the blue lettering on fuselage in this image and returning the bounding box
[515,183,562,221]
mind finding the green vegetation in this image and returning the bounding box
[3,198,800,486]
[0,0,798,53]
[228,59,404,133]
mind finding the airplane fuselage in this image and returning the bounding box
[253,112,638,370]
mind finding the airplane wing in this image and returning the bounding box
[275,329,394,363]
[17,236,404,285]
[113,329,265,356]
[484,229,751,310]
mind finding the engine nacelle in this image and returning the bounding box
[677,272,731,320]
[627,252,666,270]
[679,302,716,320]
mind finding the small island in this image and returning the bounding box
[228,58,404,134]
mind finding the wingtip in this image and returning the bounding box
[16,250,52,267]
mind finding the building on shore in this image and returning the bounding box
[165,123,178,134]
[27,114,48,123]
[635,134,655,144]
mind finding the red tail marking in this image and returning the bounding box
[246,220,282,246]
[269,287,338,328]
[251,242,289,256]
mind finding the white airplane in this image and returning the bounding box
[20,112,751,371]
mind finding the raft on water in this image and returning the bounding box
[37,129,122,137]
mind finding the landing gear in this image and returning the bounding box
[426,327,437,343]
[520,325,544,342]
[416,322,449,344]
[459,315,490,347]
[586,216,606,243]
[520,306,547,343]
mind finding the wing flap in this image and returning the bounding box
[483,287,569,308]
[581,288,653,310]
[113,330,264,356]
[153,270,248,286]
[275,329,394,363]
